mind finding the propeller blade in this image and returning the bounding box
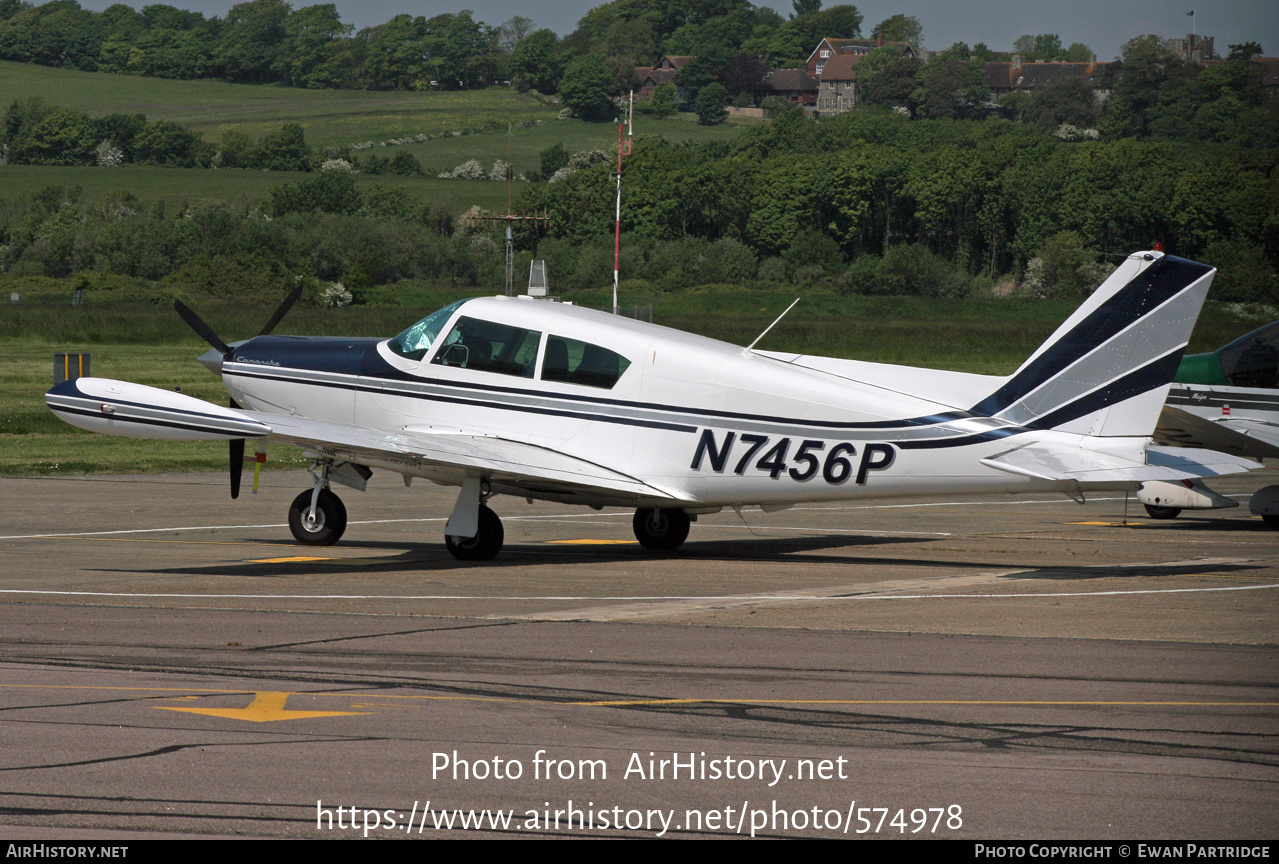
[230,437,245,500]
[174,300,234,358]
[259,282,304,337]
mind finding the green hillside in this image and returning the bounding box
[0,60,556,147]
[0,164,521,213]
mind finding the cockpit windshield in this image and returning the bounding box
[386,299,470,361]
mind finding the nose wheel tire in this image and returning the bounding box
[1143,504,1182,520]
[633,507,690,552]
[445,505,504,561]
[288,489,347,546]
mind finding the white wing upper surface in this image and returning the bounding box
[248,411,685,502]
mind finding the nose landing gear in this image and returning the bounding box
[288,488,347,545]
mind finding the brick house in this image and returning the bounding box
[807,35,918,78]
[635,55,690,100]
[765,68,818,105]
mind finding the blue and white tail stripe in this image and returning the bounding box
[970,253,1215,435]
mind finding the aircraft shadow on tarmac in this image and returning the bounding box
[104,533,978,578]
[994,558,1266,581]
[1124,515,1276,532]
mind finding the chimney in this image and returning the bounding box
[877,31,883,47]
[1012,54,1022,69]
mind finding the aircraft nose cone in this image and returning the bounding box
[197,348,225,375]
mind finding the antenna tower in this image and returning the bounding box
[468,123,550,295]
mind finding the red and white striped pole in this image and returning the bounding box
[612,92,634,317]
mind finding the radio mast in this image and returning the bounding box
[612,91,633,315]
[469,123,550,295]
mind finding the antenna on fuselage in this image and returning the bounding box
[744,297,801,353]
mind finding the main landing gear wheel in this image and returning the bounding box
[633,507,690,552]
[1143,504,1182,520]
[445,505,504,561]
[288,488,347,546]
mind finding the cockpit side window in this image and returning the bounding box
[1220,321,1279,389]
[387,299,469,361]
[430,316,541,377]
[541,336,631,389]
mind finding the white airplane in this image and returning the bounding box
[45,250,1258,560]
[1139,320,1279,524]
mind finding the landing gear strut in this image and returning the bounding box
[632,507,690,552]
[288,462,347,546]
[445,504,504,561]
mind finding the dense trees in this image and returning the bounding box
[559,55,616,121]
[515,113,1276,301]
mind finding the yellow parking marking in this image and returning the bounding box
[1066,521,1149,527]
[547,539,639,546]
[248,556,336,563]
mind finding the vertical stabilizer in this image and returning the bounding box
[971,252,1215,437]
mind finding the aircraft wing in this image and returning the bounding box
[1153,406,1279,460]
[246,411,685,503]
[981,442,1259,485]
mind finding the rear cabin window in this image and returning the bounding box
[430,316,541,377]
[541,336,631,389]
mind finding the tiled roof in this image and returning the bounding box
[767,68,818,91]
[819,53,864,81]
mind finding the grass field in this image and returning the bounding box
[0,61,557,147]
[0,342,310,475]
[404,113,759,176]
[0,163,523,214]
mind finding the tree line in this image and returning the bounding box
[2,110,1273,305]
[0,97,430,174]
[519,111,1277,302]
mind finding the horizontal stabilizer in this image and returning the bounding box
[982,442,1257,485]
[1222,418,1279,451]
[1154,406,1279,460]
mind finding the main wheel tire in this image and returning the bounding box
[445,505,504,561]
[288,488,347,546]
[1143,504,1182,520]
[633,507,690,552]
[1263,514,1279,528]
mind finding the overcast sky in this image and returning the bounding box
[71,0,1278,63]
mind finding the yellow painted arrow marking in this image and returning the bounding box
[156,691,371,723]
